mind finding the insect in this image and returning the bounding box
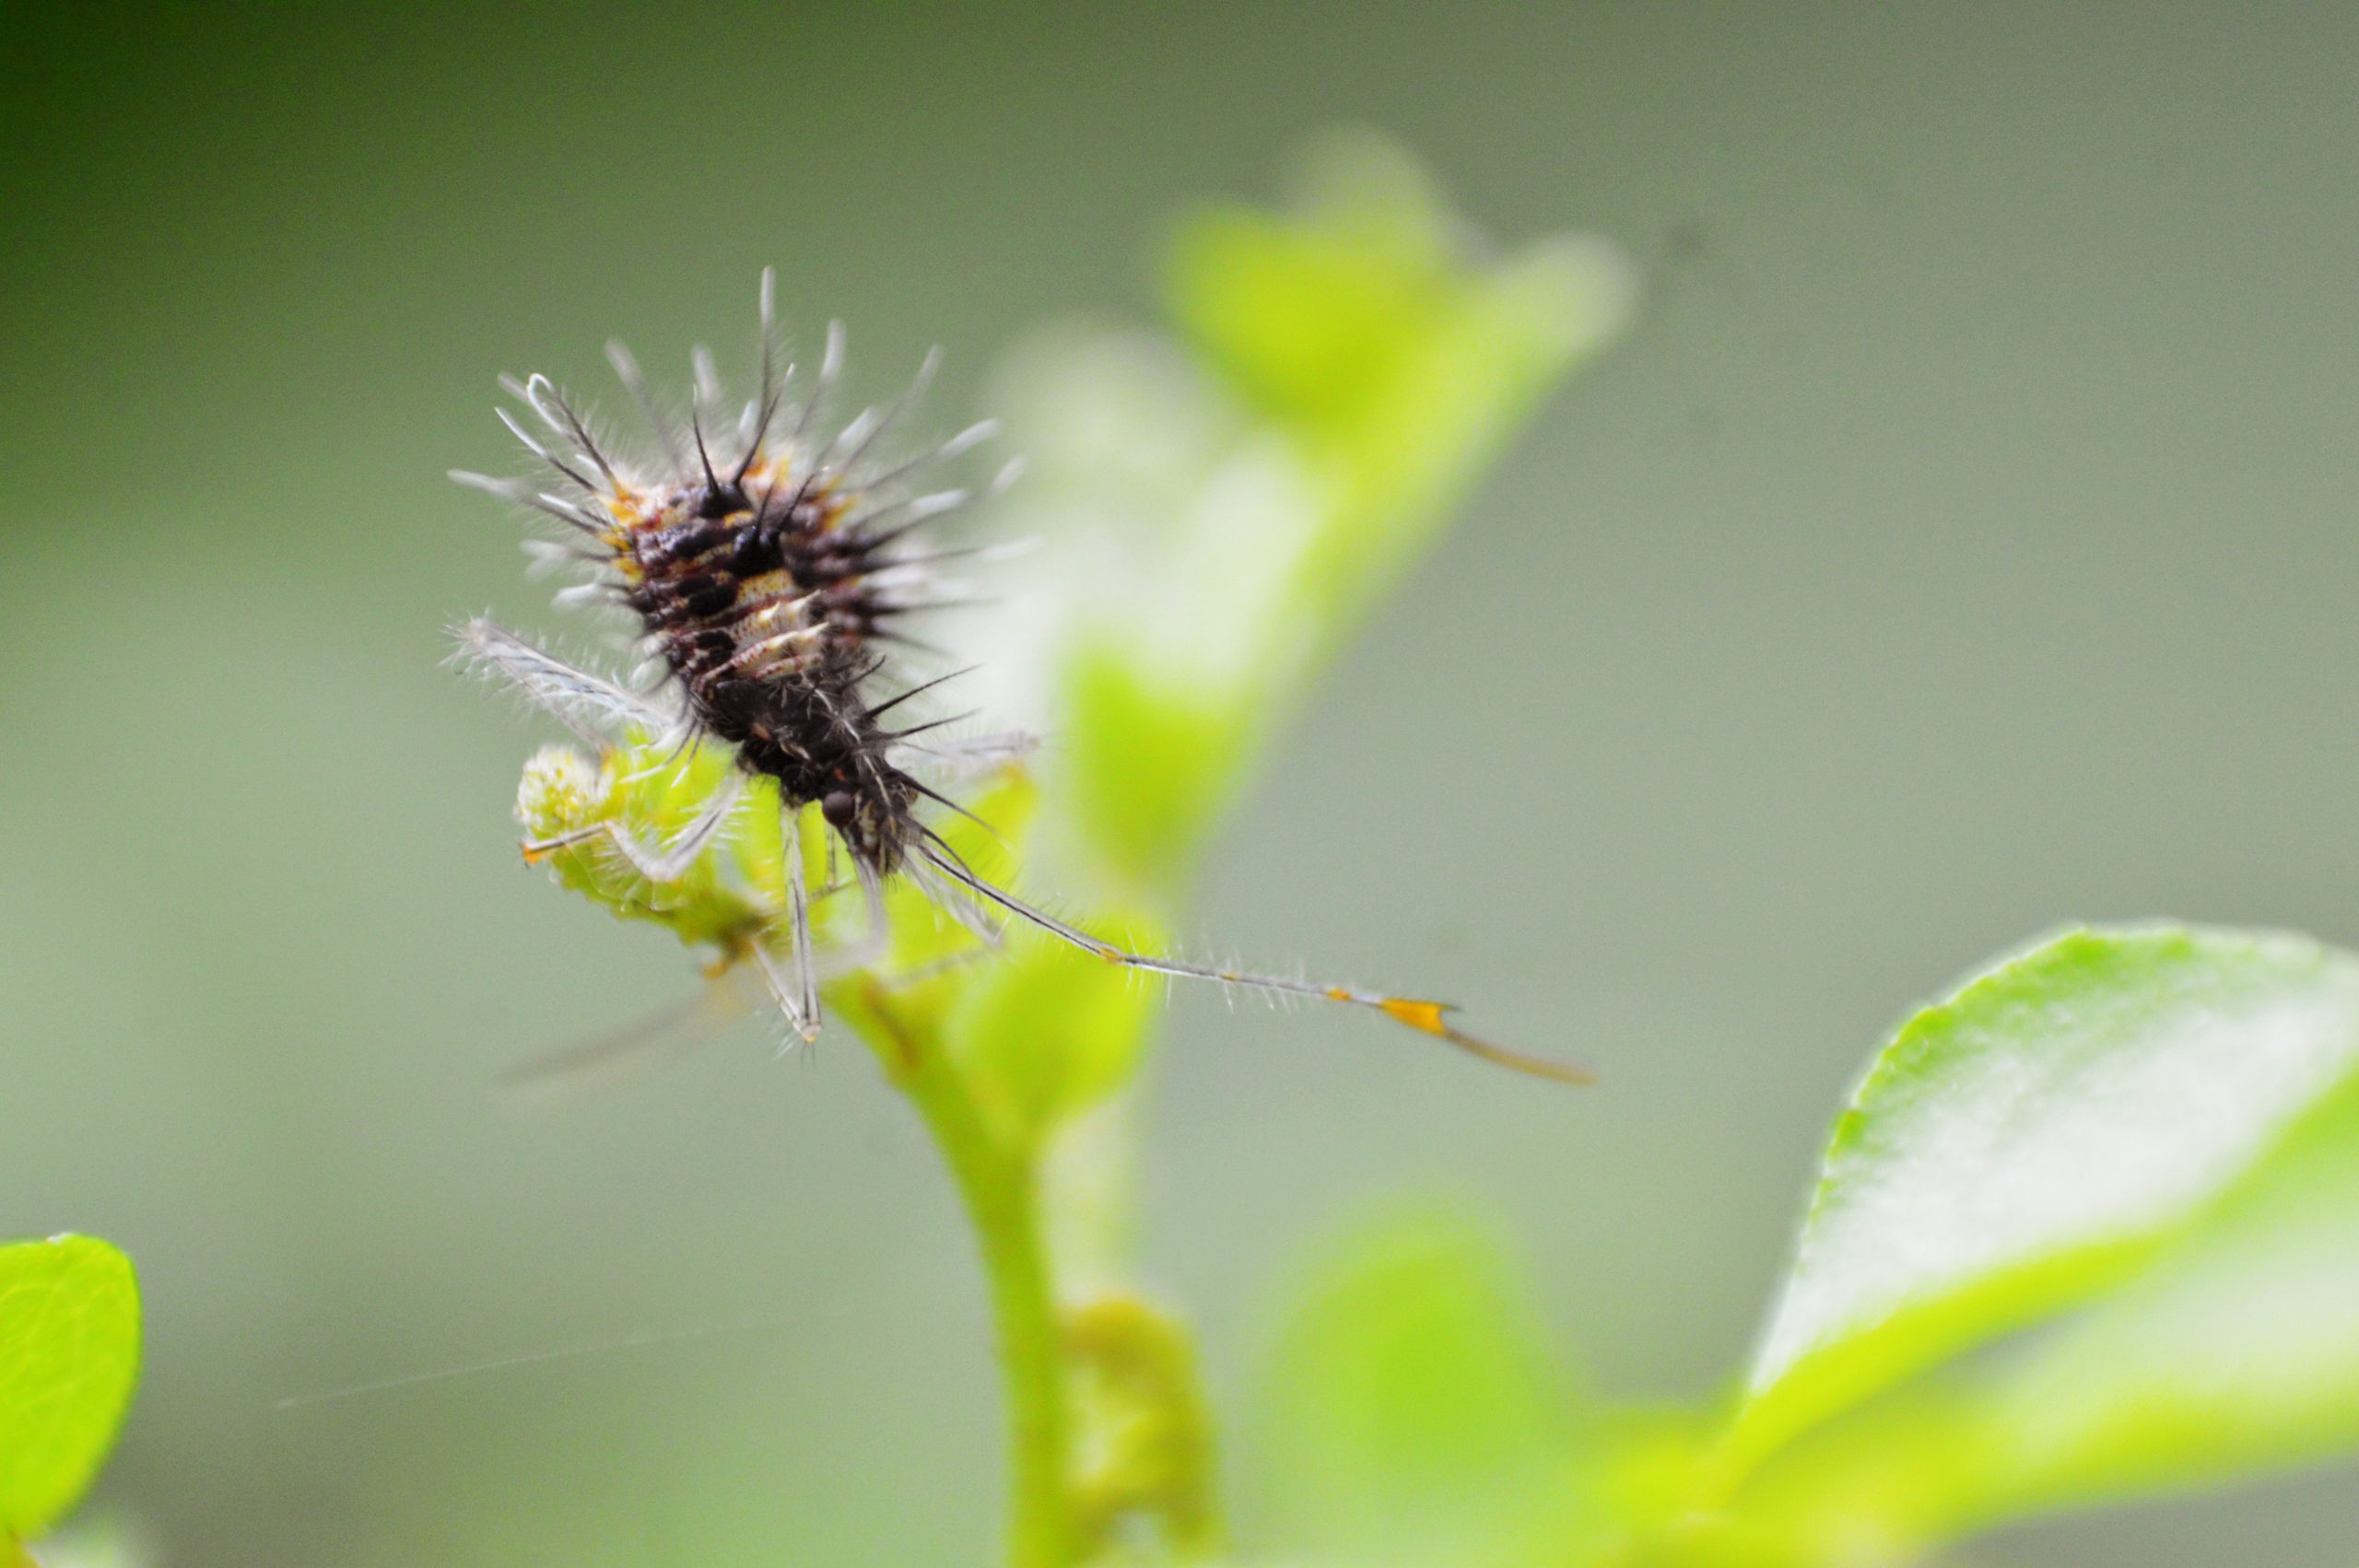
[453,272,1591,1084]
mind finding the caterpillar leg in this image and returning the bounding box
[747,802,824,1044]
[522,771,747,884]
[814,857,895,980]
[501,965,765,1103]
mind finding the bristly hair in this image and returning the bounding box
[453,272,1592,1083]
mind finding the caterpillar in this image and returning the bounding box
[453,273,1589,1084]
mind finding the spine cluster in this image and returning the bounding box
[462,279,1002,877]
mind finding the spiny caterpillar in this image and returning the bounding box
[453,272,1590,1084]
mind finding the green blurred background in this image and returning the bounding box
[6,4,2358,1562]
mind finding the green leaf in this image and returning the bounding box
[1058,637,1243,895]
[1719,1050,2359,1558]
[1159,128,1630,729]
[1734,925,2359,1469]
[1941,1060,2359,1521]
[944,912,1160,1150]
[1258,1209,1577,1548]
[1003,132,1628,902]
[0,1235,140,1538]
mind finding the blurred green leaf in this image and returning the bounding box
[1939,1061,2359,1522]
[1735,925,2359,1471]
[12,1518,149,1568]
[1057,642,1241,895]
[0,1235,139,1539]
[1259,1209,1581,1555]
[1067,1293,1224,1556]
[1014,132,1628,898]
[945,915,1160,1151]
[1168,132,1630,655]
[1719,1066,2359,1561]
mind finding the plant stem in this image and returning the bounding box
[863,986,1080,1568]
[948,1133,1074,1568]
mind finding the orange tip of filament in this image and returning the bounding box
[1379,996,1453,1035]
[1381,997,1597,1087]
